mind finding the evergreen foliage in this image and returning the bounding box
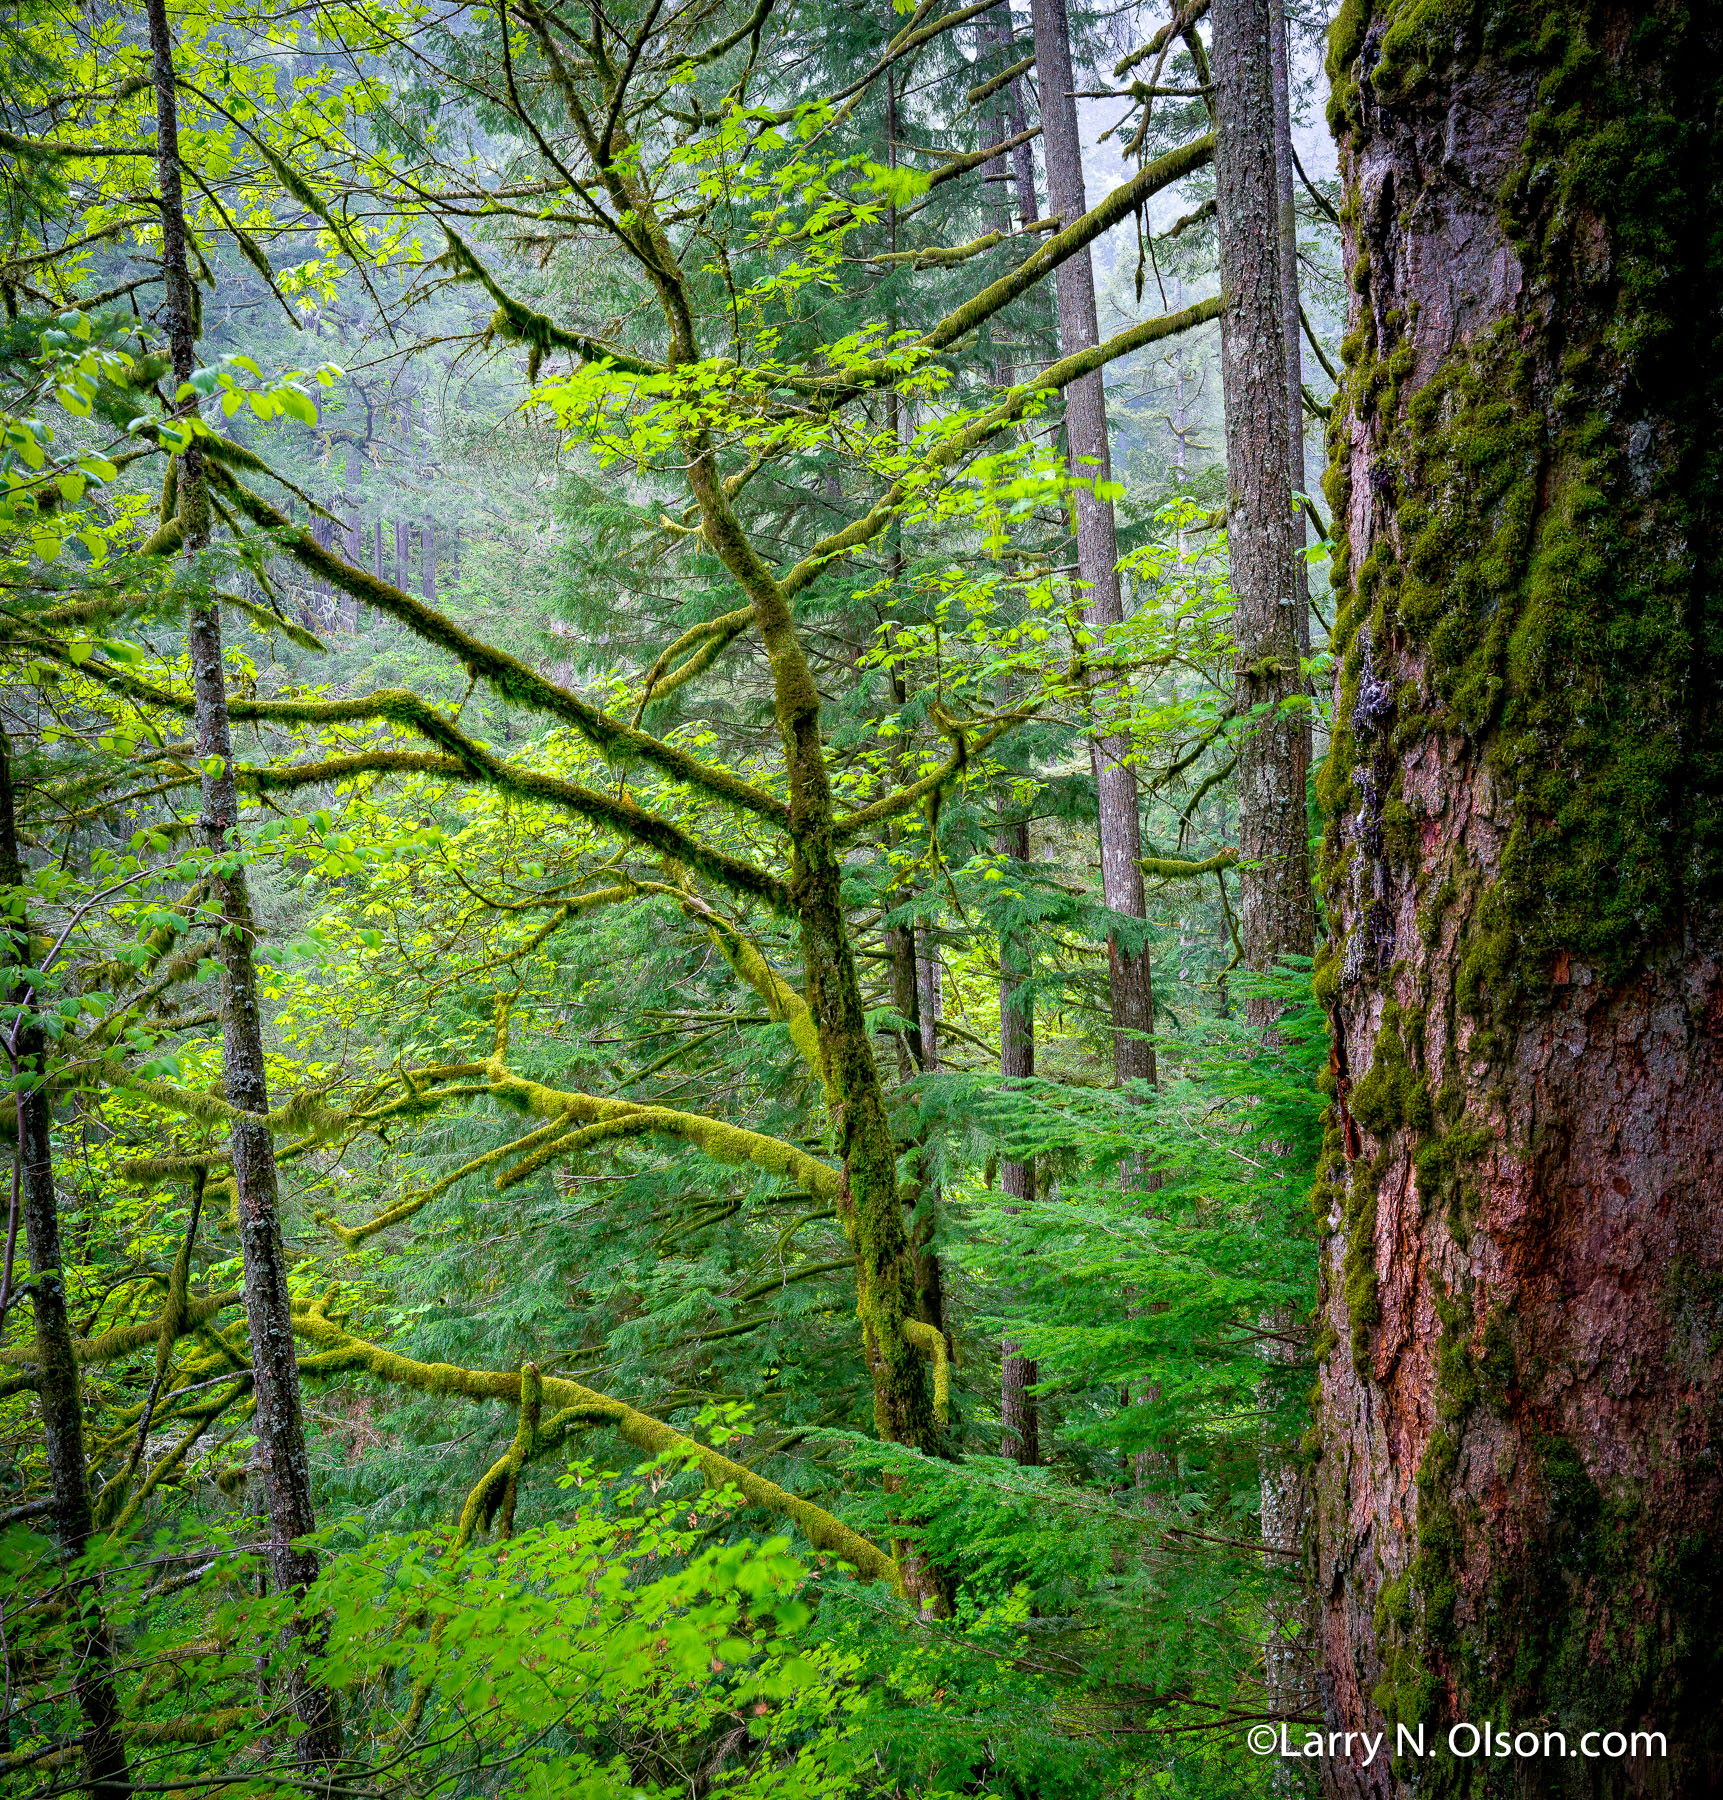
[0,0,1347,1793]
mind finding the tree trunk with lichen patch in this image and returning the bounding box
[1313,5,1723,1796]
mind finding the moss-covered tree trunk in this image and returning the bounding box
[1314,5,1722,1795]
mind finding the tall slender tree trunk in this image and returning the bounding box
[0,738,131,1800]
[1213,0,1317,1750]
[1026,0,1156,1092]
[1268,0,1309,661]
[1213,0,1312,995]
[911,926,946,1332]
[394,518,410,593]
[982,8,1039,232]
[1315,6,1723,1795]
[997,820,1039,1466]
[144,0,342,1765]
[341,462,362,631]
[981,58,1039,1461]
[421,517,437,604]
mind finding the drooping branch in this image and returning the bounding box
[636,881,824,1081]
[901,1318,951,1425]
[290,1299,899,1584]
[440,226,666,377]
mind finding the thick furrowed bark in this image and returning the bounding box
[1315,6,1723,1795]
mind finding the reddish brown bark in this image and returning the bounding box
[1313,6,1723,1795]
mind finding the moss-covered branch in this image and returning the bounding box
[477,1054,841,1201]
[0,1288,242,1377]
[637,882,824,1081]
[901,1319,951,1425]
[290,1301,898,1584]
[203,466,792,831]
[634,605,755,717]
[441,225,667,378]
[41,647,793,908]
[1139,849,1237,878]
[832,716,1022,839]
[800,134,1215,398]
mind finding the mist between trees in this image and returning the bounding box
[1,1,1718,1798]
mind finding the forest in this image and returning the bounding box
[0,0,1716,1796]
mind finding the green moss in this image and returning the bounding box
[1372,0,1473,100]
[1476,1309,1515,1408]
[1325,0,1372,130]
[1433,1289,1477,1422]
[1318,0,1722,1035]
[1341,1183,1380,1371]
[1309,1085,1352,1239]
[1348,1003,1432,1136]
[1411,1121,1490,1227]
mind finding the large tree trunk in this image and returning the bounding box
[1314,6,1722,1795]
[1026,0,1156,1092]
[0,738,131,1800]
[144,0,343,1765]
